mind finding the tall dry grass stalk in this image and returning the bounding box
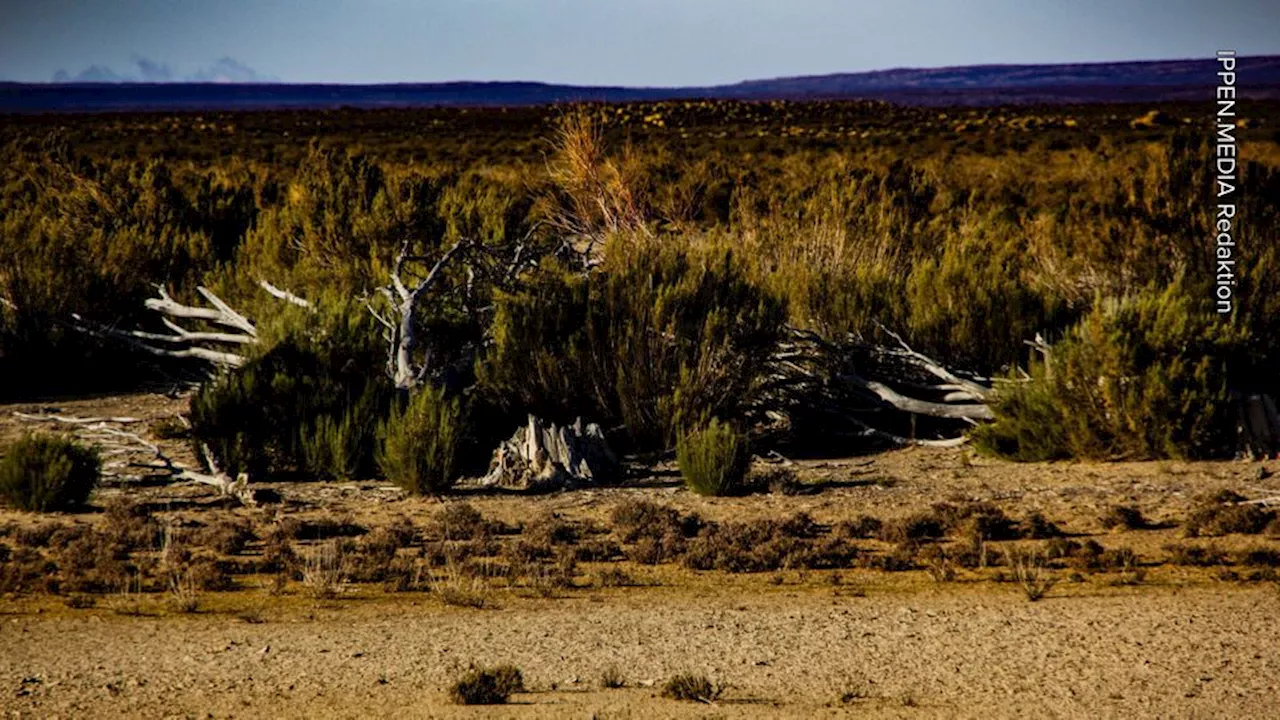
[545,108,651,257]
[302,540,347,599]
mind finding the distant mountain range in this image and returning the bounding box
[4,56,1279,113]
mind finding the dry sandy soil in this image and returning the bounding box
[2,392,1280,718]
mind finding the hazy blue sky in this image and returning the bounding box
[2,0,1278,84]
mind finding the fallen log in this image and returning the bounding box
[12,411,267,506]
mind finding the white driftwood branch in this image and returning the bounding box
[12,411,257,504]
[70,313,248,368]
[1238,496,1280,506]
[74,281,313,373]
[143,286,251,334]
[384,237,469,390]
[847,417,970,448]
[11,412,141,425]
[195,287,257,337]
[259,280,313,308]
[845,376,995,421]
[874,322,994,402]
[159,317,256,345]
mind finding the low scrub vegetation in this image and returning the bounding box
[662,672,725,703]
[3,103,1276,468]
[676,419,751,496]
[0,434,100,512]
[449,663,525,705]
[377,385,465,495]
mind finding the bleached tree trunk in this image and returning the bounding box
[480,415,620,491]
[378,237,468,390]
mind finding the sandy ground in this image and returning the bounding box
[3,392,1280,718]
[4,585,1280,719]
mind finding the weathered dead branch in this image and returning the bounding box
[12,411,262,504]
[72,282,313,372]
[756,326,997,446]
[379,237,469,390]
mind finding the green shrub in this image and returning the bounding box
[449,663,524,705]
[188,299,388,477]
[300,412,365,481]
[676,419,750,496]
[0,434,101,511]
[377,384,464,495]
[479,241,785,452]
[974,282,1249,460]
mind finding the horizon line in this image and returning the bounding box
[10,54,1278,90]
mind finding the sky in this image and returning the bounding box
[1,0,1279,85]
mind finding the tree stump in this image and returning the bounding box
[480,415,619,491]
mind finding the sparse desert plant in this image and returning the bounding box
[198,517,257,555]
[837,679,871,704]
[1099,504,1148,531]
[1021,512,1064,539]
[878,513,944,544]
[1163,542,1228,567]
[434,502,491,540]
[167,568,201,613]
[594,567,638,588]
[611,499,701,542]
[0,433,100,512]
[1104,547,1145,585]
[1184,492,1275,536]
[301,540,346,599]
[662,672,725,703]
[449,663,524,705]
[432,562,493,608]
[377,384,464,495]
[920,545,956,582]
[676,419,749,497]
[1007,547,1056,601]
[64,594,96,609]
[1239,546,1280,567]
[600,665,626,689]
[836,515,883,539]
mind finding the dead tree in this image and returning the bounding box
[757,326,997,447]
[373,237,469,391]
[370,233,542,391]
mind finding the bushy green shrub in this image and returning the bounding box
[480,241,785,451]
[377,384,464,495]
[0,434,101,511]
[676,419,750,496]
[299,411,365,482]
[188,299,389,477]
[0,148,234,398]
[974,282,1249,460]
